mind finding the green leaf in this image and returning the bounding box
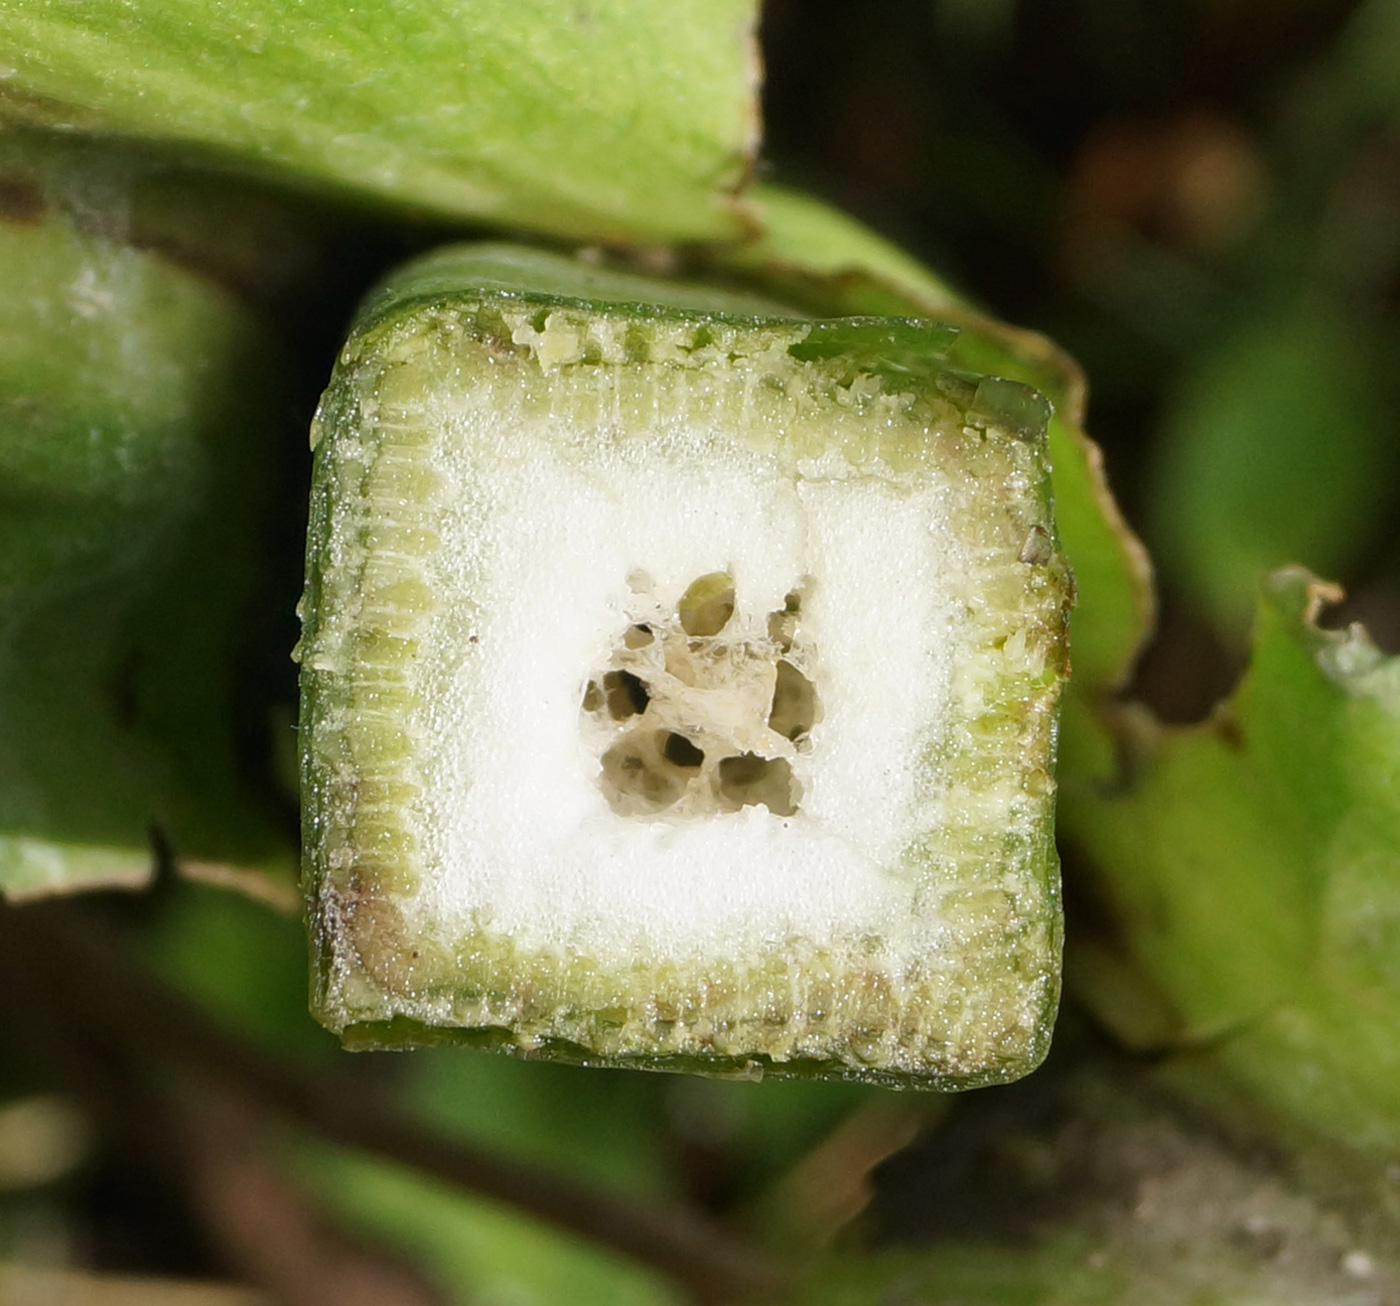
[0,140,294,900]
[1149,302,1396,638]
[408,1045,875,1219]
[404,1053,675,1197]
[294,1140,681,1306]
[726,185,970,316]
[801,1244,1125,1306]
[142,880,334,1061]
[1339,0,1400,125]
[0,0,759,243]
[1061,567,1400,1160]
[309,1047,876,1300]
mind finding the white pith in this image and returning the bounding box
[413,420,958,959]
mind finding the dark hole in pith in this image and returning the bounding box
[603,670,650,720]
[601,733,685,811]
[663,732,705,767]
[717,753,799,817]
[769,660,820,741]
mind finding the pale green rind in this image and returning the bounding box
[0,167,294,900]
[1060,567,1400,1160]
[300,245,1071,1088]
[354,242,804,331]
[0,0,759,243]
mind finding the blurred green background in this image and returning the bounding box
[764,0,1400,706]
[1,2,1398,1303]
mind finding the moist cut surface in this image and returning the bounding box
[298,247,1072,1087]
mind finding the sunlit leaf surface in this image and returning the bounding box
[1062,568,1400,1160]
[0,0,759,243]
